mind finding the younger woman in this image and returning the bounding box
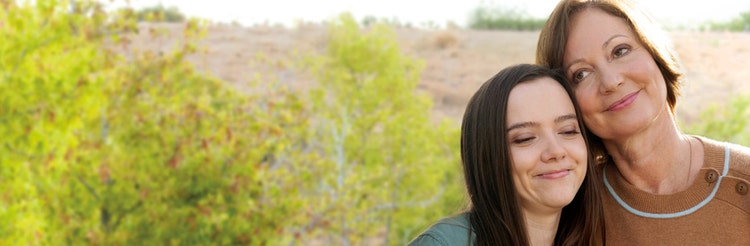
[409,64,605,245]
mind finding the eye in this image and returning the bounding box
[513,136,535,144]
[559,126,581,137]
[613,45,631,58]
[572,70,591,83]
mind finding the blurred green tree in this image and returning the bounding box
[1,0,310,244]
[1,1,464,245]
[684,94,750,146]
[468,3,547,30]
[294,13,464,245]
[135,4,186,23]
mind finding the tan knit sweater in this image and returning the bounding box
[600,136,750,245]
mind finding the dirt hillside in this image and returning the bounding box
[126,23,750,126]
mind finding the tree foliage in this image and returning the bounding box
[287,13,464,245]
[684,94,750,146]
[1,1,463,245]
[468,3,547,30]
[134,4,187,23]
[705,8,750,32]
[1,0,307,244]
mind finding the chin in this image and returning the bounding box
[549,198,576,208]
[544,192,578,208]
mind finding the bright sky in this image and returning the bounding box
[108,0,750,28]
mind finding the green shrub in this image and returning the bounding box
[135,4,186,23]
[290,13,464,245]
[1,2,463,245]
[468,4,547,30]
[684,94,750,146]
[704,8,750,31]
[1,0,305,244]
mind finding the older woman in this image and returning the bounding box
[537,0,750,244]
[409,64,605,245]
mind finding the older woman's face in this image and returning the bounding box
[562,8,669,140]
[506,77,587,215]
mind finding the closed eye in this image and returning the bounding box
[513,137,535,144]
[559,123,581,137]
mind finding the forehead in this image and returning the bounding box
[571,8,633,40]
[506,77,574,122]
[564,8,637,59]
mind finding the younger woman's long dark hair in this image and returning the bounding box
[461,64,605,245]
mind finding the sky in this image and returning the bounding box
[107,0,750,28]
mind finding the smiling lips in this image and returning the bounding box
[606,91,639,111]
[537,169,571,179]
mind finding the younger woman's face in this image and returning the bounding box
[506,77,588,215]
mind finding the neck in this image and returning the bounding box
[523,209,561,246]
[603,113,699,194]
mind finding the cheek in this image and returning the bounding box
[569,138,589,161]
[647,63,668,92]
[631,52,665,86]
[564,138,588,184]
[509,148,536,174]
[574,88,599,118]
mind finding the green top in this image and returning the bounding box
[408,213,475,246]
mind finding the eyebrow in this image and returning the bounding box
[563,34,629,73]
[506,114,578,132]
[563,60,582,74]
[603,34,628,49]
[556,114,578,124]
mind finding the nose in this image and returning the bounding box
[598,66,624,94]
[542,137,566,162]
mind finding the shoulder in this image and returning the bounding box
[696,136,750,174]
[725,141,750,177]
[697,136,750,154]
[408,214,475,246]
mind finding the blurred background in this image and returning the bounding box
[112,0,750,29]
[2,0,749,245]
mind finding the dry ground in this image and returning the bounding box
[126,23,750,126]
